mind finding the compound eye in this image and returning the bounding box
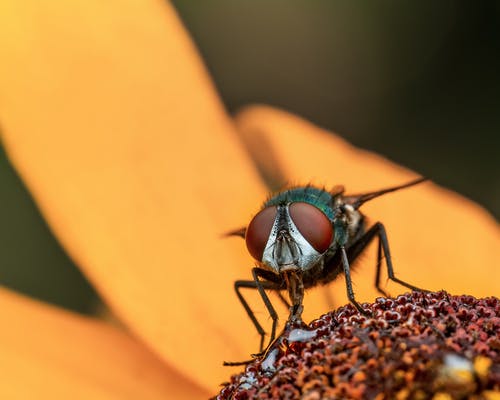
[289,202,333,253]
[245,206,277,261]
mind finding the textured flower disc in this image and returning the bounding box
[218,291,500,399]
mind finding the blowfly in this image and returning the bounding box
[226,177,428,356]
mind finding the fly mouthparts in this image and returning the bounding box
[345,177,429,209]
[278,264,300,272]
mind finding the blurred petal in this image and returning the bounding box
[235,106,499,322]
[0,288,208,399]
[0,0,264,390]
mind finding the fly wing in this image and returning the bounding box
[343,177,428,209]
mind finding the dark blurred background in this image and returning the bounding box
[0,1,498,315]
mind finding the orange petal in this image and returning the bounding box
[0,288,208,399]
[235,106,500,321]
[0,0,265,390]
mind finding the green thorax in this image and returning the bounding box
[264,186,337,220]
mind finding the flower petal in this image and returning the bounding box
[0,0,265,390]
[0,288,208,399]
[235,106,499,321]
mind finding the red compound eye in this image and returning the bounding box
[289,202,333,253]
[245,206,277,261]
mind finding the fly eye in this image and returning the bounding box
[289,202,333,253]
[245,206,277,261]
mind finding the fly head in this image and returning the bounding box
[245,201,333,275]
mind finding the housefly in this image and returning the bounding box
[225,177,428,357]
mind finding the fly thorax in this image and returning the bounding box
[261,205,323,274]
[343,204,362,237]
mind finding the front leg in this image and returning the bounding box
[251,268,280,350]
[232,268,282,353]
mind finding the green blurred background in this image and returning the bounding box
[0,1,498,315]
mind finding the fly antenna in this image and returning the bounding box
[345,177,428,209]
[223,227,246,239]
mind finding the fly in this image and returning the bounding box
[225,177,428,360]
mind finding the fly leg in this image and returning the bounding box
[335,221,427,315]
[340,246,368,314]
[371,222,428,293]
[232,268,281,352]
[223,269,281,366]
[345,222,427,297]
[374,230,390,297]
